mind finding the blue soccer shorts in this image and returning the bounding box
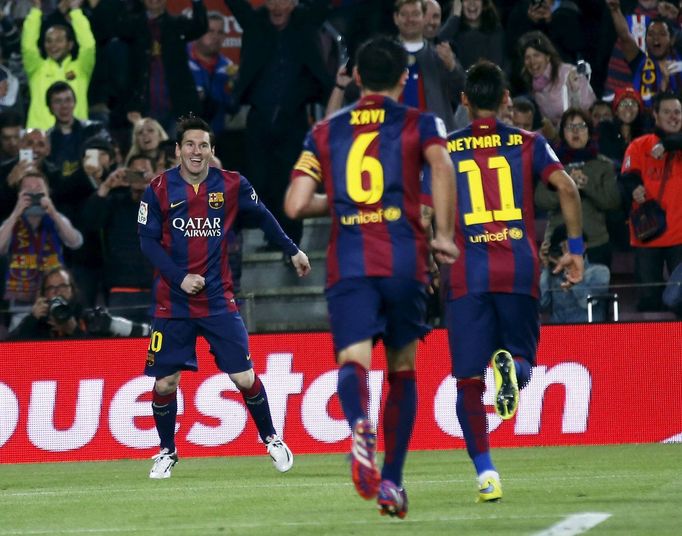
[325,276,430,354]
[445,292,539,379]
[144,311,252,378]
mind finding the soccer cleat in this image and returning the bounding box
[266,435,294,473]
[149,448,178,479]
[476,471,503,503]
[377,480,408,519]
[491,349,519,420]
[350,418,381,499]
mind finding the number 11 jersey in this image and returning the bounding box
[443,117,563,300]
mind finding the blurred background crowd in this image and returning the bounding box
[2,0,682,340]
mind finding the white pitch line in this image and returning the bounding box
[532,512,611,536]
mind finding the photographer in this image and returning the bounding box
[540,225,611,323]
[0,171,82,330]
[81,155,154,322]
[536,108,620,268]
[6,266,150,340]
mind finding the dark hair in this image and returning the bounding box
[128,154,154,169]
[460,0,500,33]
[652,91,681,114]
[46,81,76,109]
[355,35,408,92]
[512,96,537,116]
[175,114,215,147]
[463,60,507,112]
[0,110,23,130]
[558,107,593,144]
[518,31,562,88]
[394,0,426,14]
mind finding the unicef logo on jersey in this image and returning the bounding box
[340,206,402,226]
[469,227,524,244]
[172,217,223,237]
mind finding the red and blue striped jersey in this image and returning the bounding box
[292,94,447,287]
[138,166,296,318]
[441,117,563,300]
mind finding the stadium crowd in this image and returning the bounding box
[1,0,682,340]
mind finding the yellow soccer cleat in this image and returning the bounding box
[476,472,503,503]
[491,349,519,420]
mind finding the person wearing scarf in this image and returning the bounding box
[536,108,620,268]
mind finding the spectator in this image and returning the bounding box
[6,266,150,340]
[536,108,620,267]
[599,0,661,98]
[423,0,442,40]
[440,0,509,76]
[125,117,169,166]
[0,171,82,329]
[21,0,95,130]
[590,100,615,129]
[392,0,463,131]
[598,86,646,167]
[540,225,611,323]
[621,91,682,314]
[82,154,154,322]
[518,30,596,127]
[224,0,334,249]
[118,0,207,136]
[0,111,22,221]
[606,0,682,108]
[506,0,586,83]
[44,81,110,181]
[154,138,177,174]
[54,135,116,307]
[511,95,539,131]
[187,11,238,136]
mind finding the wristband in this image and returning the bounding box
[335,83,347,91]
[567,236,584,255]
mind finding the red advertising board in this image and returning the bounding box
[1,323,681,464]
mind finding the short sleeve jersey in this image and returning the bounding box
[442,117,563,300]
[292,94,447,287]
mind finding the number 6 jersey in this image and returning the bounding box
[291,95,447,288]
[443,117,563,300]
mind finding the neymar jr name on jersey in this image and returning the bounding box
[448,133,524,153]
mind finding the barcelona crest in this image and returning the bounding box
[208,192,224,209]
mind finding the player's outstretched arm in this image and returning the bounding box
[290,250,311,277]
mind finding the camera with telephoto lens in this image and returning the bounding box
[48,296,74,323]
[83,307,112,335]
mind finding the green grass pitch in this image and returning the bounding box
[1,443,680,535]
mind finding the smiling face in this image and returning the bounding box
[44,26,73,62]
[394,1,425,41]
[616,98,640,124]
[524,46,550,78]
[48,88,76,125]
[20,130,51,163]
[462,0,483,25]
[176,129,213,183]
[654,97,682,134]
[423,0,441,39]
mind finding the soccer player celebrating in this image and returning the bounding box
[442,61,584,502]
[138,115,311,479]
[285,36,458,518]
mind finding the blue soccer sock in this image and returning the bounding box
[152,389,177,452]
[239,374,276,442]
[337,362,369,427]
[456,378,495,475]
[381,370,417,487]
[514,357,532,389]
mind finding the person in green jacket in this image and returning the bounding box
[21,0,95,130]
